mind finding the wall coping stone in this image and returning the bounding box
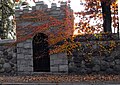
[0,39,16,44]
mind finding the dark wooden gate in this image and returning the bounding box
[33,33,50,72]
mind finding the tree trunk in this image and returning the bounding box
[101,1,112,33]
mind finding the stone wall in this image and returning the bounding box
[17,39,33,72]
[0,40,17,75]
[69,40,120,75]
[0,39,120,75]
[16,39,68,74]
[50,52,68,73]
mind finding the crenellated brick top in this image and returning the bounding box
[15,1,72,18]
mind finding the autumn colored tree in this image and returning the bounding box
[75,0,118,34]
[75,0,103,34]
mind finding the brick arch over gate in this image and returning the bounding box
[33,33,50,72]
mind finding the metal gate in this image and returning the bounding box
[33,33,50,72]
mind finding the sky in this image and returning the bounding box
[23,0,84,12]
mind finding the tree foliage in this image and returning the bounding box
[0,0,15,39]
[74,0,118,34]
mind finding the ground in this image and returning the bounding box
[0,74,120,84]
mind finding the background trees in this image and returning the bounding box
[74,0,118,34]
[0,0,15,39]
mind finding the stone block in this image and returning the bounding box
[23,48,32,55]
[92,65,100,72]
[32,6,36,10]
[27,60,33,66]
[0,68,5,73]
[109,61,115,67]
[26,39,32,43]
[59,65,68,72]
[22,49,27,54]
[24,67,33,72]
[24,43,32,48]
[110,51,120,57]
[57,52,67,59]
[115,59,120,65]
[17,60,26,67]
[23,8,29,13]
[30,49,33,55]
[12,53,16,58]
[29,64,33,67]
[18,66,26,72]
[92,57,100,65]
[53,59,68,65]
[113,65,120,73]
[17,60,21,65]
[51,10,59,15]
[24,55,32,60]
[17,48,23,53]
[50,60,54,66]
[17,54,24,59]
[6,56,13,62]
[0,58,5,64]
[3,63,12,72]
[35,1,44,5]
[20,61,28,65]
[36,5,40,10]
[62,59,68,65]
[51,66,58,72]
[106,68,114,74]
[17,43,24,48]
[56,7,60,11]
[54,59,62,65]
[50,54,58,60]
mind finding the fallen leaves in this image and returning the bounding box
[0,74,119,83]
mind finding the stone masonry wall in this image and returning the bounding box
[17,39,68,74]
[69,40,120,75]
[0,40,17,75]
[17,39,33,72]
[50,52,68,73]
[0,39,120,75]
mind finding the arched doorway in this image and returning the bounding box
[33,33,50,72]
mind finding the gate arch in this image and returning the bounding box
[33,33,50,72]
